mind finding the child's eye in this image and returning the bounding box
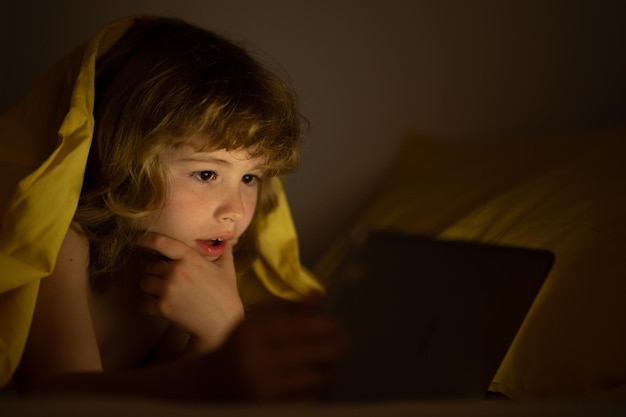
[193,171,217,182]
[242,174,260,185]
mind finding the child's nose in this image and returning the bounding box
[216,188,245,222]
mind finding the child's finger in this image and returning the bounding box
[143,259,169,276]
[134,231,194,261]
[140,275,164,297]
[140,295,160,317]
[263,314,342,344]
[273,340,345,373]
[215,244,234,263]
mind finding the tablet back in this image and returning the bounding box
[321,231,554,402]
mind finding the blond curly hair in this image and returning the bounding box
[74,17,306,287]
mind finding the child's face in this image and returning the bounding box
[137,141,264,260]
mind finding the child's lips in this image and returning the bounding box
[195,234,234,258]
[196,239,227,258]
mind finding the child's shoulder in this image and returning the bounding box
[53,221,90,277]
[66,220,89,249]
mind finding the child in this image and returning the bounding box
[1,16,344,401]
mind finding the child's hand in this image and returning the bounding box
[208,294,348,402]
[135,232,244,351]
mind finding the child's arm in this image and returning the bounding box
[16,225,104,389]
[15,226,345,401]
[18,304,344,401]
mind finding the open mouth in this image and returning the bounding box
[196,238,229,258]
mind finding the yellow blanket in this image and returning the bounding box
[0,16,320,388]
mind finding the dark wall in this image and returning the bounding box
[2,1,625,265]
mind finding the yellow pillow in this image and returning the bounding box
[314,131,587,281]
[317,128,626,399]
[0,16,318,388]
[440,132,626,399]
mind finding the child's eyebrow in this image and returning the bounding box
[177,155,265,171]
[177,156,232,166]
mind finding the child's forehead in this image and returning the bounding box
[165,140,265,167]
[181,135,223,152]
[180,135,251,154]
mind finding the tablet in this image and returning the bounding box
[321,230,554,402]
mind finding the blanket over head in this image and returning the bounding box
[0,15,320,387]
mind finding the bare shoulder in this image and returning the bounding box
[56,222,90,267]
[16,221,103,390]
[36,222,91,293]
